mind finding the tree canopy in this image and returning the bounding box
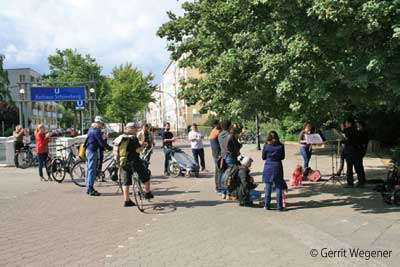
[105,63,155,123]
[0,54,11,101]
[158,0,400,127]
[45,48,109,115]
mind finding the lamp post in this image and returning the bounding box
[19,88,25,128]
[89,87,96,117]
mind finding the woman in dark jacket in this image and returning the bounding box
[262,131,285,211]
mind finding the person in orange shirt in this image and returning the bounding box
[209,120,221,192]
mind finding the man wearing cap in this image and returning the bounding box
[85,116,107,196]
[120,123,153,207]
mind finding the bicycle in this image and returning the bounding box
[70,151,120,188]
[50,144,80,183]
[15,143,35,169]
[130,162,145,212]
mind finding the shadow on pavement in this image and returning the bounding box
[285,182,400,214]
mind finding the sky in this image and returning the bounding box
[0,0,184,83]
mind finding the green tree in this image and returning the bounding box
[106,63,155,123]
[158,0,400,127]
[45,49,109,126]
[0,54,11,101]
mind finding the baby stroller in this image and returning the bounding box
[168,147,200,177]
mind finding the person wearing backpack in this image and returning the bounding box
[118,123,153,207]
[85,117,107,196]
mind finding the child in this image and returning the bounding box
[237,156,258,206]
[290,164,304,187]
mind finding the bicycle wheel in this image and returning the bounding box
[132,176,144,212]
[17,151,32,169]
[51,158,66,183]
[70,160,86,187]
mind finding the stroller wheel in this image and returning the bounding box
[169,162,180,178]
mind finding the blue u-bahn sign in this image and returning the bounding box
[31,87,85,101]
[75,100,85,110]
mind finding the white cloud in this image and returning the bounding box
[0,0,184,82]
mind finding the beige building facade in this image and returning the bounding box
[147,57,208,134]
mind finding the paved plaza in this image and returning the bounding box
[0,141,399,267]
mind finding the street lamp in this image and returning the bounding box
[88,87,96,123]
[19,88,25,127]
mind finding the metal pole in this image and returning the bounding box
[80,110,83,135]
[175,99,179,136]
[18,101,23,126]
[93,84,97,116]
[256,114,261,150]
[1,121,4,136]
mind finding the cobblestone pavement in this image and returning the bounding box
[0,141,399,267]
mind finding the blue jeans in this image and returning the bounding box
[85,149,98,192]
[221,155,237,195]
[264,182,282,210]
[299,146,312,169]
[37,153,48,177]
[163,147,172,174]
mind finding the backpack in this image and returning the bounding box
[224,165,239,191]
[112,134,132,168]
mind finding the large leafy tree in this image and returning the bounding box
[45,48,109,117]
[158,0,400,127]
[106,63,155,123]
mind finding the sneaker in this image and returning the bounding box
[124,199,136,207]
[89,189,101,196]
[144,192,154,200]
[226,196,237,201]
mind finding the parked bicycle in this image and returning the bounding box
[15,143,36,169]
[70,151,119,188]
[50,144,81,183]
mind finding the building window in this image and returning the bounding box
[30,76,35,82]
[19,75,26,82]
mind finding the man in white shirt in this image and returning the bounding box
[188,123,206,171]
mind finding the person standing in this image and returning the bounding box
[299,123,313,170]
[85,118,107,196]
[188,123,206,171]
[217,120,232,196]
[262,131,286,211]
[209,120,221,192]
[343,118,365,187]
[138,123,155,162]
[222,124,242,200]
[34,124,52,181]
[13,125,25,167]
[119,123,153,207]
[162,122,176,176]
